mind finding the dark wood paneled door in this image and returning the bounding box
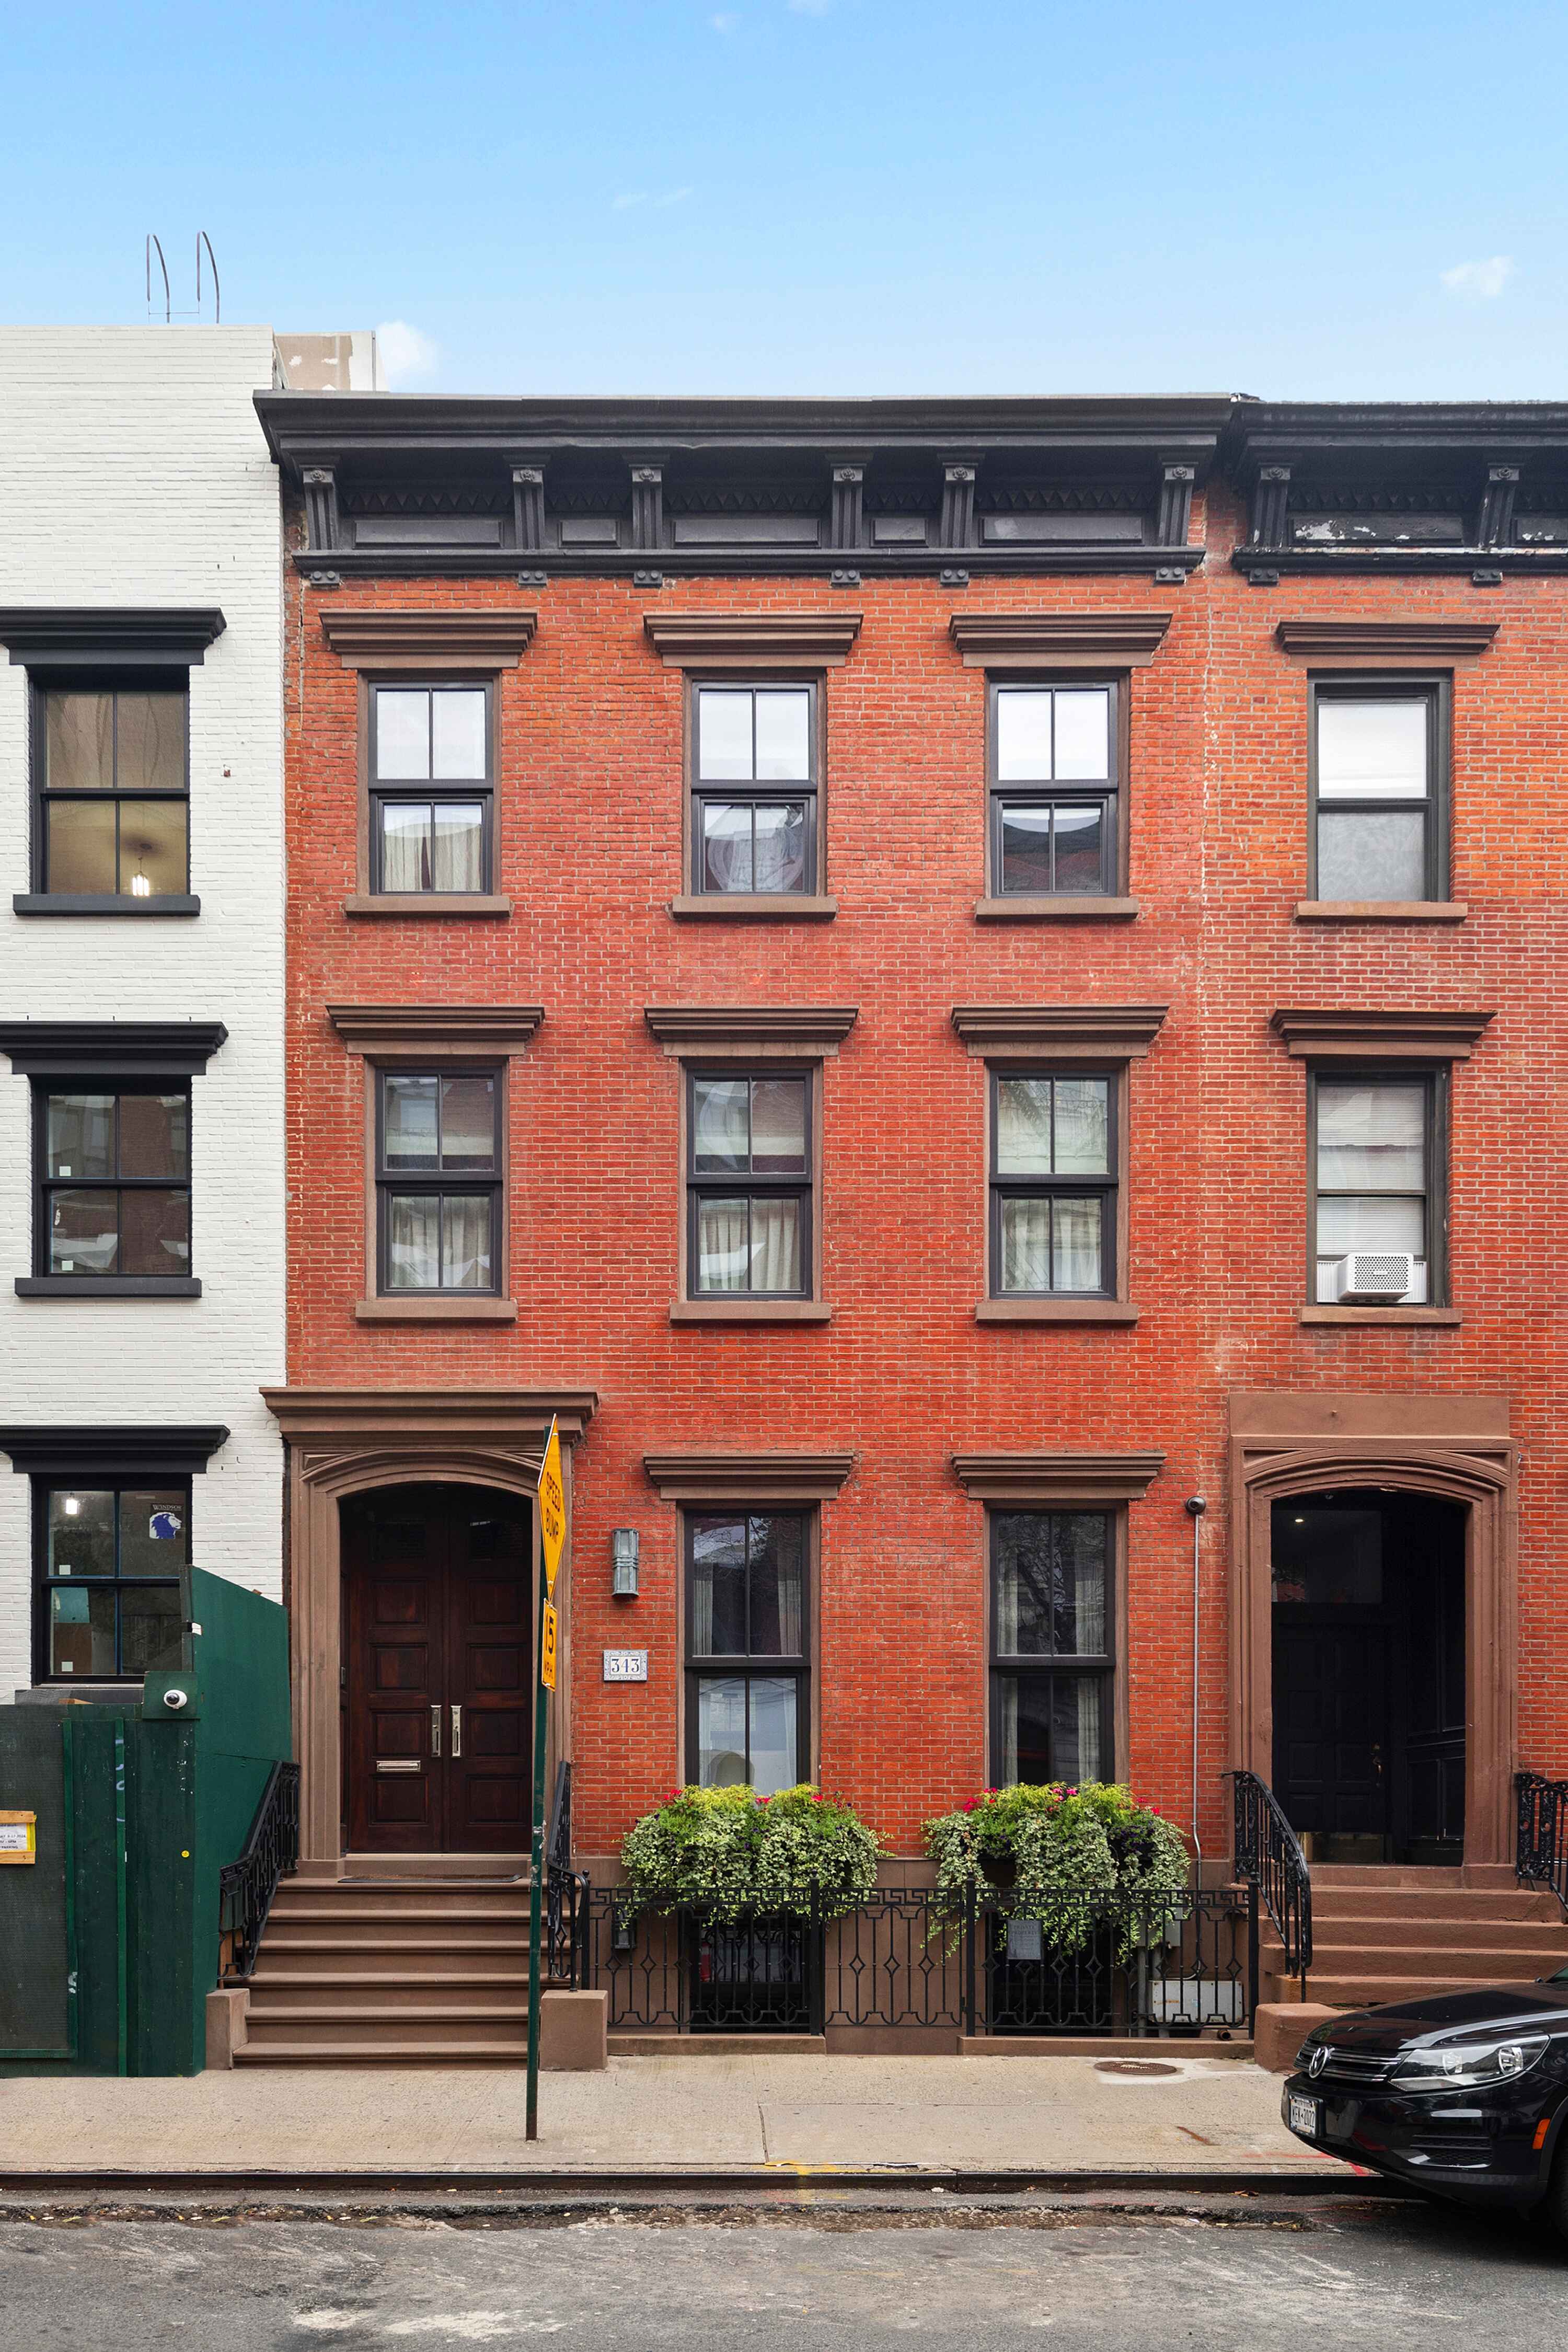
[1273,1621,1390,1846]
[343,1485,533,1854]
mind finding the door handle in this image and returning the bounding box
[431,1704,441,1758]
[451,1703,462,1758]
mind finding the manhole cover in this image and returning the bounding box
[1093,2059,1181,2077]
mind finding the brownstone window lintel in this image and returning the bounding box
[952,1450,1166,1504]
[320,609,538,669]
[951,1005,1166,1059]
[1269,1008,1493,1062]
[643,1450,855,1503]
[645,1006,857,1058]
[644,613,862,669]
[1275,619,1497,663]
[949,613,1172,669]
[328,1004,545,1058]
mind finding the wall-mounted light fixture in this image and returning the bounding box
[611,1528,640,1598]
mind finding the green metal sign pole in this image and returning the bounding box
[524,1515,549,2141]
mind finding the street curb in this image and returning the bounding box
[0,2164,1394,2198]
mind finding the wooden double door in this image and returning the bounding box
[343,1484,534,1853]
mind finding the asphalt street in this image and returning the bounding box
[2,2197,1566,2348]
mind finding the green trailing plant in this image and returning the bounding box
[922,1782,1191,1954]
[619,1783,882,1924]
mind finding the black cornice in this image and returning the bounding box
[0,1021,229,1077]
[0,1424,230,1478]
[0,609,227,667]
[255,393,1235,475]
[294,546,1206,582]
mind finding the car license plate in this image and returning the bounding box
[1288,2094,1320,2136]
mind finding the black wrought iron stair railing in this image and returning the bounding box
[544,1759,590,1986]
[1228,1768,1312,1999]
[218,1759,301,1982]
[1516,1771,1568,1918]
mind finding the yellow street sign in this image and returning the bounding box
[540,1602,558,1692]
[538,1417,565,1598]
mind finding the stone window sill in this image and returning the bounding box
[974,896,1139,923]
[355,1295,518,1322]
[342,893,513,919]
[16,1275,202,1298]
[1295,901,1467,924]
[668,894,838,922]
[671,1299,833,1325]
[1299,1305,1461,1327]
[975,1298,1139,1325]
[13,893,200,917]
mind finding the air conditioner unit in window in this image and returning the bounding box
[1333,1252,1414,1303]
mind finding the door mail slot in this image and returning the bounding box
[375,1758,421,1773]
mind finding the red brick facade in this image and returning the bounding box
[271,403,1567,1866]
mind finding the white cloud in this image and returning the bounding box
[374,320,440,385]
[1439,256,1516,300]
[655,186,695,207]
[709,10,740,29]
[613,192,649,211]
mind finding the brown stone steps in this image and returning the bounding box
[268,1904,528,1928]
[262,1924,532,1954]
[234,2040,527,2067]
[1306,1943,1561,1979]
[1305,1889,1565,1923]
[244,2007,536,2048]
[1305,1971,1542,2008]
[248,1974,533,2011]
[255,1938,536,1977]
[271,1884,526,1915]
[1310,1919,1568,1952]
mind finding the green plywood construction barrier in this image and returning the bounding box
[0,1565,290,2076]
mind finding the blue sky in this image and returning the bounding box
[4,0,1565,398]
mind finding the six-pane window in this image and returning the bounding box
[990,1072,1115,1296]
[688,1071,811,1296]
[692,684,815,894]
[1312,1075,1435,1304]
[36,685,189,897]
[377,1069,501,1293]
[1312,685,1442,902]
[39,1482,189,1680]
[372,684,491,893]
[990,683,1116,896]
[990,1511,1112,1784]
[37,1087,190,1279]
[686,1510,808,1794]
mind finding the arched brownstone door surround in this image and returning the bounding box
[1228,1392,1516,1866]
[262,1388,598,1875]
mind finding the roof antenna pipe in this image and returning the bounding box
[1184,1496,1207,1889]
[196,232,220,324]
[145,234,170,324]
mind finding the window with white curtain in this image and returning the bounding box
[1311,683,1444,903]
[687,1070,812,1296]
[1312,1073,1437,1303]
[691,683,816,895]
[371,683,492,894]
[989,1070,1116,1297]
[377,1068,501,1293]
[990,1511,1113,1786]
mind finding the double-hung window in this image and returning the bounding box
[691,684,816,895]
[35,683,189,899]
[687,1071,811,1297]
[1312,1073,1439,1304]
[377,1069,501,1294]
[990,1072,1115,1297]
[1311,683,1445,903]
[40,1480,189,1681]
[38,1086,190,1282]
[989,683,1117,897]
[686,1509,808,1794]
[990,1510,1113,1784]
[371,684,492,894]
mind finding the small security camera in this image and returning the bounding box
[162,1686,190,1711]
[1184,1496,1207,1517]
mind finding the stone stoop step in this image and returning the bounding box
[236,1875,567,2068]
[1255,1867,1568,2009]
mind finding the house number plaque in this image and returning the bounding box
[603,1650,649,1683]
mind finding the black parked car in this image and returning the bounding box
[1284,1977,1568,2231]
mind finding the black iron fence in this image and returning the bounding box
[218,1760,300,1982]
[1516,1772,1568,1918]
[577,1884,1254,2038]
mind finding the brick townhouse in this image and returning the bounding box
[252,383,1568,1990]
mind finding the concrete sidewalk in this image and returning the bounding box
[0,2053,1352,2180]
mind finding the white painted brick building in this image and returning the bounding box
[0,328,285,1695]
